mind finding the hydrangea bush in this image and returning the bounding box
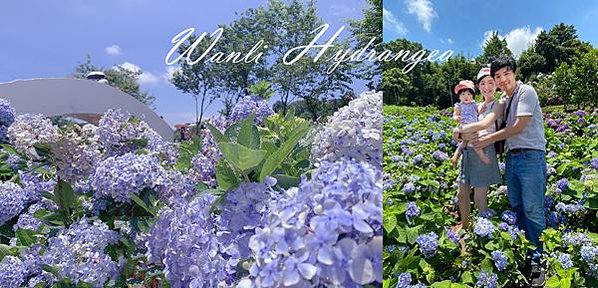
[383,106,598,287]
[0,93,382,287]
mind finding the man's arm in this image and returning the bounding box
[473,116,531,149]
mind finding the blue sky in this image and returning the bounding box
[383,0,598,59]
[0,0,368,126]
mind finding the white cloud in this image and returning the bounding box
[329,4,356,16]
[383,8,408,36]
[405,0,437,32]
[105,45,123,56]
[162,66,181,82]
[440,37,454,44]
[481,26,544,58]
[116,62,160,85]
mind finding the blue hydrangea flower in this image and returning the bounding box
[552,252,573,269]
[563,232,592,247]
[41,218,121,287]
[480,209,496,219]
[396,272,412,288]
[228,95,273,126]
[0,256,27,288]
[491,251,508,271]
[406,202,420,220]
[476,271,498,288]
[90,153,166,203]
[246,158,382,287]
[591,158,598,170]
[580,245,598,264]
[311,91,382,168]
[556,178,569,191]
[500,210,517,225]
[446,228,460,244]
[403,183,416,194]
[0,181,26,225]
[412,154,423,165]
[0,99,16,126]
[473,217,495,239]
[416,232,438,258]
[432,151,448,161]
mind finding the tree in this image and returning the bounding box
[518,47,546,82]
[478,32,512,64]
[349,0,382,90]
[170,34,220,133]
[248,80,275,100]
[72,55,156,107]
[535,23,591,73]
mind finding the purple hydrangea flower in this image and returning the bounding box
[480,209,496,219]
[0,181,26,225]
[90,153,166,203]
[412,154,423,165]
[403,183,416,194]
[446,228,460,244]
[0,99,16,127]
[476,271,498,288]
[41,218,121,287]
[406,202,420,220]
[396,273,412,288]
[228,95,273,125]
[500,210,517,225]
[553,252,573,269]
[0,256,27,287]
[491,251,507,271]
[416,232,438,258]
[311,91,382,168]
[556,178,569,191]
[247,158,382,287]
[432,151,448,161]
[473,217,495,239]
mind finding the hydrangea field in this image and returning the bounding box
[0,92,382,288]
[383,106,598,287]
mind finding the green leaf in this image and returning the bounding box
[383,213,397,234]
[218,142,266,172]
[206,123,229,144]
[259,123,309,181]
[16,229,37,246]
[53,180,76,225]
[216,160,240,191]
[545,275,560,287]
[461,271,474,284]
[272,174,299,189]
[42,264,62,278]
[130,194,157,217]
[238,114,260,150]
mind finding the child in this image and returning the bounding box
[451,80,491,167]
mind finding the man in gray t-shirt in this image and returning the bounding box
[474,56,547,287]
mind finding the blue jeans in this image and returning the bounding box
[505,149,546,264]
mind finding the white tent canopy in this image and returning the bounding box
[0,78,173,140]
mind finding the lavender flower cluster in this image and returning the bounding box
[145,194,239,287]
[0,99,16,142]
[311,91,382,168]
[0,181,26,225]
[41,218,121,287]
[90,152,166,203]
[7,114,60,158]
[244,159,382,287]
[96,109,176,162]
[228,95,274,125]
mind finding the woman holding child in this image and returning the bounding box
[452,67,503,231]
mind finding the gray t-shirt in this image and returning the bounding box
[503,82,546,152]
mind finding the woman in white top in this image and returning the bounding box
[452,67,503,231]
